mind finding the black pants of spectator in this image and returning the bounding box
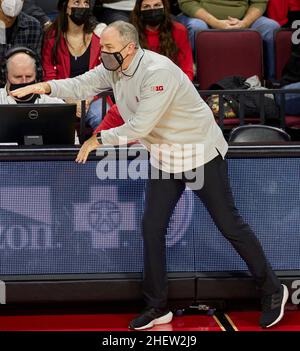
[142,154,281,309]
[94,8,131,24]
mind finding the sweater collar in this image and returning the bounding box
[119,47,145,79]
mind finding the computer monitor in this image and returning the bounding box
[0,104,77,146]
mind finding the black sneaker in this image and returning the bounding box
[129,308,173,330]
[260,284,289,328]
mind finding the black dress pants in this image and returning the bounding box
[142,155,281,309]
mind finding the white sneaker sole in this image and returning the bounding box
[133,311,173,330]
[265,284,289,328]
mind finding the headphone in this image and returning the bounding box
[1,46,43,82]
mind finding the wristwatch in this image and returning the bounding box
[96,131,102,144]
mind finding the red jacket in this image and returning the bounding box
[145,21,194,81]
[42,29,101,81]
[267,0,300,26]
[94,21,194,134]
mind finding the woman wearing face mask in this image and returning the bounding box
[131,0,193,80]
[94,0,194,135]
[42,0,107,129]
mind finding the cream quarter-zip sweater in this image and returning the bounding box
[49,48,228,173]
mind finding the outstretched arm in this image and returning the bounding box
[10,81,52,97]
[11,65,112,101]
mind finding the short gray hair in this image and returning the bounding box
[105,20,140,48]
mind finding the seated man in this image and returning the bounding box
[177,0,280,80]
[0,0,43,87]
[0,47,63,105]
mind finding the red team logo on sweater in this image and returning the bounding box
[151,85,164,91]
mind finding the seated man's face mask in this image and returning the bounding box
[8,81,39,104]
[1,0,23,18]
[101,43,130,71]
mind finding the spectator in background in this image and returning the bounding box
[131,0,193,80]
[0,0,43,87]
[0,47,63,104]
[42,0,106,128]
[280,42,300,115]
[95,0,194,134]
[93,0,135,24]
[177,0,280,80]
[267,0,300,27]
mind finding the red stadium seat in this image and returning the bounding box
[195,30,264,90]
[195,30,264,129]
[285,115,300,128]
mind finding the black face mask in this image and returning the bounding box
[140,8,165,27]
[69,7,90,26]
[9,81,39,104]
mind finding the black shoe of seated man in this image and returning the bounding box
[260,284,289,328]
[129,308,173,330]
